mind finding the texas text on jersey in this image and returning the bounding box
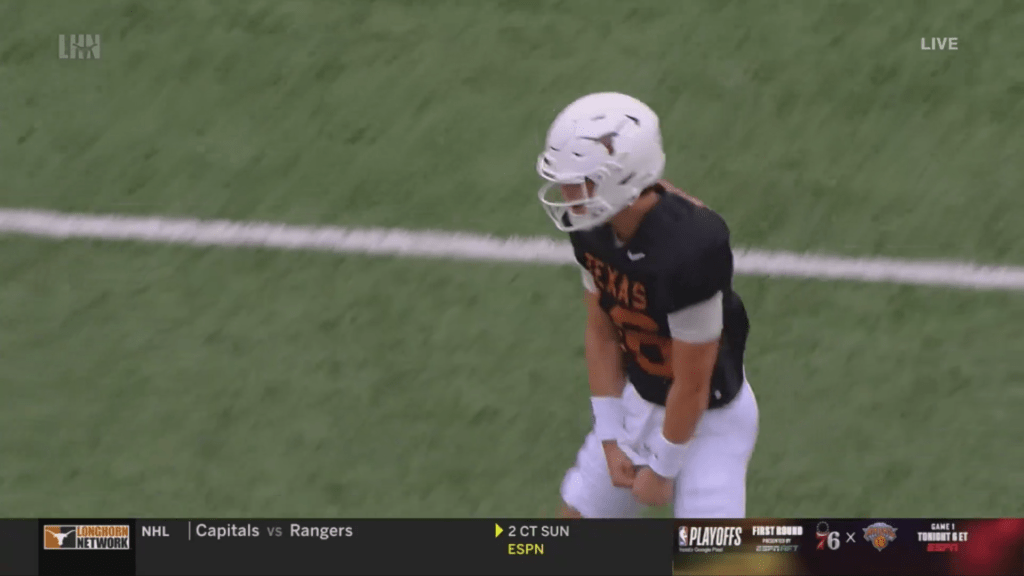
[569,182,749,409]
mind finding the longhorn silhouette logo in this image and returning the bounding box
[44,527,76,549]
[581,132,618,155]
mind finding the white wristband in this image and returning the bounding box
[590,396,625,442]
[648,431,689,478]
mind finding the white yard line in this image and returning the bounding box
[1,208,1022,291]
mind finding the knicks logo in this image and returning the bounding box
[44,525,130,550]
[863,522,897,551]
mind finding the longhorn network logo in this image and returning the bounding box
[44,525,130,550]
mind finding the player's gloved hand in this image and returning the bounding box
[601,440,637,488]
[631,467,673,506]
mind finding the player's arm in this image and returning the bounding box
[663,297,721,443]
[584,290,626,399]
[647,241,731,479]
[647,293,722,478]
[580,267,636,488]
[581,267,627,431]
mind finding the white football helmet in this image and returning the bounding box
[537,92,666,232]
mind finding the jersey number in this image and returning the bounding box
[608,306,674,379]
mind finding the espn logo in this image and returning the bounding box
[44,525,131,550]
[928,542,959,552]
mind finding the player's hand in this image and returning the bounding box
[631,467,673,506]
[601,441,636,488]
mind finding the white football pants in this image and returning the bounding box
[561,377,758,518]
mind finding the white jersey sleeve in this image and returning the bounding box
[667,291,723,343]
[580,264,598,294]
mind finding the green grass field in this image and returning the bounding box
[1,0,1023,519]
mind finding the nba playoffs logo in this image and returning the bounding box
[677,525,743,551]
[863,522,897,551]
[44,525,130,550]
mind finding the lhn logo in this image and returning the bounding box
[44,525,130,550]
[59,35,101,60]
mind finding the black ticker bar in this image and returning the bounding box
[18,518,1024,575]
[133,519,668,576]
[0,520,36,575]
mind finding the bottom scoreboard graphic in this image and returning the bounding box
[672,519,1024,575]
[44,525,131,550]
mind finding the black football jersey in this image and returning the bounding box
[569,184,750,409]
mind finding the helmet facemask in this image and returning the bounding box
[537,162,643,232]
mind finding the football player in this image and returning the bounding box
[536,92,759,518]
